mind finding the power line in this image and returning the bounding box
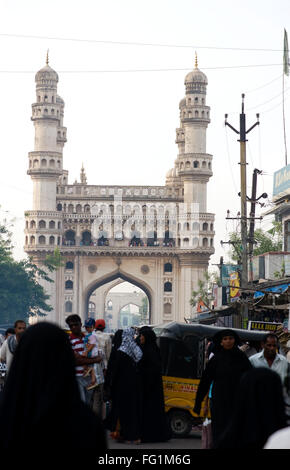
[0,32,287,52]
[244,74,283,94]
[0,63,283,74]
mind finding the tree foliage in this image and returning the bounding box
[0,217,63,324]
[228,221,283,263]
[190,271,212,310]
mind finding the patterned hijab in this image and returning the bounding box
[118,328,143,363]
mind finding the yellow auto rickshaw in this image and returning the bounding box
[154,321,265,437]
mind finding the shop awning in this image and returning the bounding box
[253,283,290,299]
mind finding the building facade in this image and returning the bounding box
[24,57,215,326]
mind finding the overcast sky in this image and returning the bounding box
[0,0,290,281]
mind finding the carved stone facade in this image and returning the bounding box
[24,56,215,327]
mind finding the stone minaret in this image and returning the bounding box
[27,53,67,211]
[25,56,68,324]
[174,54,213,212]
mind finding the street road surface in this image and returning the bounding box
[107,427,202,450]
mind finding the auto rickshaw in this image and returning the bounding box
[153,321,265,437]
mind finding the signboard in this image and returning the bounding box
[221,264,241,287]
[248,321,282,332]
[229,271,240,302]
[273,164,290,197]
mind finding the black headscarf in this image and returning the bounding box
[0,322,106,454]
[112,329,123,350]
[216,367,288,449]
[139,326,158,346]
[212,328,242,351]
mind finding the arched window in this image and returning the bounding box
[76,204,82,213]
[164,262,173,273]
[49,220,55,229]
[192,237,199,248]
[65,280,73,290]
[202,238,208,247]
[84,204,90,213]
[202,223,208,231]
[193,161,199,168]
[164,282,172,292]
[68,204,74,213]
[39,220,46,229]
[64,230,76,246]
[88,302,95,316]
[30,236,35,245]
[49,236,55,245]
[57,203,62,212]
[192,222,199,232]
[81,231,92,246]
[41,159,47,167]
[65,261,74,270]
[30,220,36,229]
[39,235,46,245]
[65,301,73,313]
[164,302,172,314]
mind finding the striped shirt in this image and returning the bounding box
[69,333,85,376]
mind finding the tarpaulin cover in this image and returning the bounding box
[253,283,290,299]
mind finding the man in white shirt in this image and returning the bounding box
[0,320,26,372]
[249,333,289,389]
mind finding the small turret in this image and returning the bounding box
[80,164,87,185]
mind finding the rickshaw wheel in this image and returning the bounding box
[168,410,192,437]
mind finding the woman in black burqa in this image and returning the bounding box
[109,327,143,443]
[216,367,287,449]
[193,328,252,447]
[0,322,106,455]
[138,326,171,443]
[103,329,123,433]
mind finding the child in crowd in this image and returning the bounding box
[83,318,104,391]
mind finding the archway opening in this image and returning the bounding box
[87,278,150,332]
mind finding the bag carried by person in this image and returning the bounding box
[201,418,213,449]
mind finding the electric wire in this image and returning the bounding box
[0,63,283,74]
[0,32,287,51]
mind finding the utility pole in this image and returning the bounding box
[247,169,267,283]
[225,95,259,326]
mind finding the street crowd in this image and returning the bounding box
[0,319,289,452]
[0,316,171,453]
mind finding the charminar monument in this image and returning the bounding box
[24,54,215,327]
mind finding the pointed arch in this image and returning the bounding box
[84,269,152,321]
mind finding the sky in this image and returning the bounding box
[0,0,290,283]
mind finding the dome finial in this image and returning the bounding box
[195,51,198,69]
[46,49,49,65]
